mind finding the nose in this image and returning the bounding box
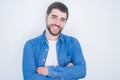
[55,19,60,26]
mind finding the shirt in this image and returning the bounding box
[45,40,58,66]
[22,30,86,80]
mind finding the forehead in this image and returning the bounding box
[49,9,67,19]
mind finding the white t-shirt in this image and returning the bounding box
[45,40,58,66]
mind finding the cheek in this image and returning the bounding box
[61,24,65,29]
[47,20,55,25]
[47,17,55,23]
[46,18,52,24]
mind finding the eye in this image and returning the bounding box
[51,15,57,19]
[61,18,66,23]
[52,16,56,19]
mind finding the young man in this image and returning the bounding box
[22,2,86,80]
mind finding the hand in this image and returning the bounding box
[37,67,48,76]
[67,63,73,66]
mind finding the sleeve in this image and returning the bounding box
[47,38,86,79]
[22,41,54,80]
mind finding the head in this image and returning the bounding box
[46,2,69,36]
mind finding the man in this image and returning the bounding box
[22,2,86,80]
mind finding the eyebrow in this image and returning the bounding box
[51,14,66,21]
[51,14,57,17]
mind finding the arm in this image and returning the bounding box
[47,39,86,79]
[22,41,54,80]
[37,39,86,79]
[37,63,73,75]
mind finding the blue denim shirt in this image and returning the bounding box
[22,31,86,80]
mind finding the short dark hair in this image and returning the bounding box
[47,2,69,20]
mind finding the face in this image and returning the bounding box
[46,9,67,36]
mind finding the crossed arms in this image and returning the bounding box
[23,40,86,80]
[37,63,73,76]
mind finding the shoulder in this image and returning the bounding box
[61,33,79,43]
[61,33,81,50]
[60,33,81,49]
[25,35,43,46]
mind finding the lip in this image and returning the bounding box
[51,25,60,30]
[53,26,59,29]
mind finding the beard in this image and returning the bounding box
[46,24,63,36]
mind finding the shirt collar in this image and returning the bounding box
[40,30,64,44]
[58,32,64,42]
[40,30,48,44]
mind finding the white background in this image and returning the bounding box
[0,0,120,80]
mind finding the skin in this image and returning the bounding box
[45,8,67,40]
[37,9,73,76]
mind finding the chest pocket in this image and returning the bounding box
[58,53,72,66]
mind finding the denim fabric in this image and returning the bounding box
[22,30,86,80]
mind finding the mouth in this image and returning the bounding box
[52,24,60,30]
[47,24,62,36]
[53,26,59,30]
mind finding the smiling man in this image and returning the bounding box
[22,2,86,80]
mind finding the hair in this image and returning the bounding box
[47,2,69,20]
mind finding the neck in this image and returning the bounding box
[45,30,59,41]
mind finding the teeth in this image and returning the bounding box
[52,26,58,30]
[54,26,58,29]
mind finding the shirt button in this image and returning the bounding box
[46,49,48,51]
[43,59,45,61]
[46,41,48,44]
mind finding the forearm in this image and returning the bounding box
[23,41,54,80]
[23,72,53,80]
[37,62,86,79]
[37,63,73,76]
[23,63,54,80]
[48,64,86,79]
